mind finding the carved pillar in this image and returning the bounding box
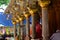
[38,0,50,40]
[24,12,30,40]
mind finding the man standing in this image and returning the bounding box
[50,29,60,40]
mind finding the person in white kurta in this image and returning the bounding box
[50,30,60,40]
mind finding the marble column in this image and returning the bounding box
[38,0,50,40]
[19,16,24,40]
[19,22,21,40]
[29,10,36,40]
[31,14,36,39]
[20,21,23,40]
[42,7,49,40]
[24,13,30,40]
[15,19,20,40]
[12,21,16,40]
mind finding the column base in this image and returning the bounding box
[31,39,40,40]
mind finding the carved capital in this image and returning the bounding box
[27,7,37,15]
[12,21,16,25]
[23,12,30,18]
[19,16,24,21]
[19,17,23,21]
[38,0,50,8]
[15,19,19,23]
[29,9,37,16]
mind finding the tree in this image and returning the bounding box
[0,0,10,6]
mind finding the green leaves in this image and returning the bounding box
[0,0,10,6]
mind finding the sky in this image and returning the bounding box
[0,24,4,26]
[0,12,13,27]
[0,4,7,26]
[0,4,7,12]
[0,5,13,27]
